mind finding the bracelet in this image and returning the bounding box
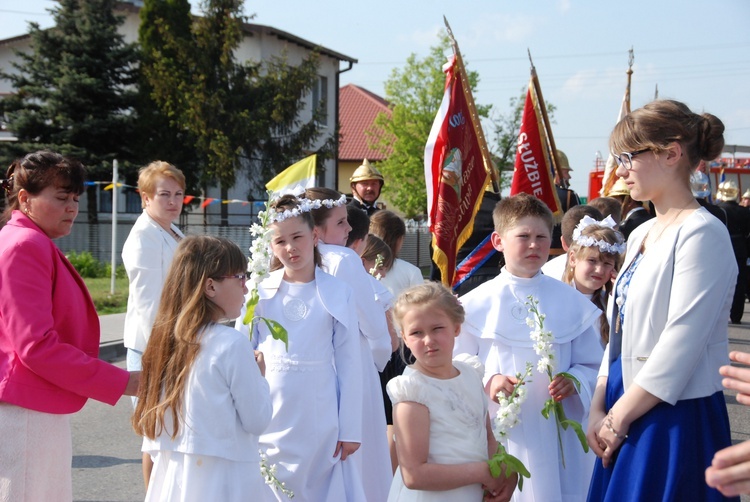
[605,422,628,439]
[606,410,628,439]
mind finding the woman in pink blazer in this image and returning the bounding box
[0,151,140,502]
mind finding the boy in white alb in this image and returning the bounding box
[454,194,603,502]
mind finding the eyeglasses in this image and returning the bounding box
[614,149,650,171]
[216,272,250,284]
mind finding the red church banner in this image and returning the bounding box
[425,53,492,287]
[510,74,562,217]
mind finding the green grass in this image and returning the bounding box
[83,277,129,315]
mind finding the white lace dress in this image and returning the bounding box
[386,356,489,502]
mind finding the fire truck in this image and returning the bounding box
[707,145,750,196]
[588,145,750,201]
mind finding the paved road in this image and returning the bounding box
[72,310,750,501]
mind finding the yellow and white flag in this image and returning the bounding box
[265,154,317,194]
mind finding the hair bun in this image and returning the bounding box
[699,113,725,161]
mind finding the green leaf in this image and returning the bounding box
[556,371,581,392]
[488,455,503,479]
[555,401,568,429]
[242,290,259,325]
[541,398,556,420]
[488,445,531,491]
[502,455,531,479]
[560,419,590,453]
[261,317,289,351]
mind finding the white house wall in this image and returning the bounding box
[0,4,350,226]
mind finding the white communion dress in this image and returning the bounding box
[247,269,362,502]
[386,356,489,502]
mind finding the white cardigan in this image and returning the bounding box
[604,207,736,405]
[122,211,184,352]
[142,322,272,461]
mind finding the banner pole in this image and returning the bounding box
[444,16,497,192]
[528,49,565,190]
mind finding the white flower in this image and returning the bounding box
[493,362,533,441]
[537,357,550,374]
[368,253,385,280]
[260,448,294,498]
[526,296,557,376]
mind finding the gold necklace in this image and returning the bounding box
[641,207,685,251]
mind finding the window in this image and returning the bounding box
[312,75,328,126]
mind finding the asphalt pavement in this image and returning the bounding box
[71,309,750,502]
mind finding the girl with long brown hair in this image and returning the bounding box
[133,235,271,500]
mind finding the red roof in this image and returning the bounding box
[339,84,392,162]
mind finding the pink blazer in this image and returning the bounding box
[0,211,129,413]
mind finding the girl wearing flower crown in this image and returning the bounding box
[238,193,363,501]
[305,186,394,502]
[562,216,625,346]
[387,282,517,501]
[133,236,272,501]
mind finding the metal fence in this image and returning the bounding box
[55,213,434,272]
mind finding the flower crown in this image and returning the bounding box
[267,185,347,223]
[246,186,347,290]
[572,215,626,255]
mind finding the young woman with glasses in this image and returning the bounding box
[586,100,737,501]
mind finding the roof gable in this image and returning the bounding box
[339,83,392,162]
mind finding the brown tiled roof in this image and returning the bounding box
[339,84,392,162]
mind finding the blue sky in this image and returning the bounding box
[2,0,749,199]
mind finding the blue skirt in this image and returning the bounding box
[588,357,739,502]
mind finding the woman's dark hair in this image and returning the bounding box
[2,150,85,225]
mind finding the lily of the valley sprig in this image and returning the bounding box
[525,295,589,468]
[489,362,533,490]
[242,191,289,350]
[368,253,385,280]
[260,449,294,499]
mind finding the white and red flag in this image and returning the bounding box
[425,43,492,288]
[510,63,562,217]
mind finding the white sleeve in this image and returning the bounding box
[332,291,363,443]
[224,334,272,435]
[564,325,605,420]
[328,252,391,370]
[123,230,167,344]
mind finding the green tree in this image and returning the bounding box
[136,0,201,193]
[143,0,330,224]
[0,0,139,222]
[490,87,556,193]
[368,33,489,218]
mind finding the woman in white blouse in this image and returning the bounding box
[122,161,185,488]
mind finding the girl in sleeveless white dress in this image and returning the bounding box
[386,283,517,502]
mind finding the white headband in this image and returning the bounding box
[572,215,626,254]
[269,189,347,223]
